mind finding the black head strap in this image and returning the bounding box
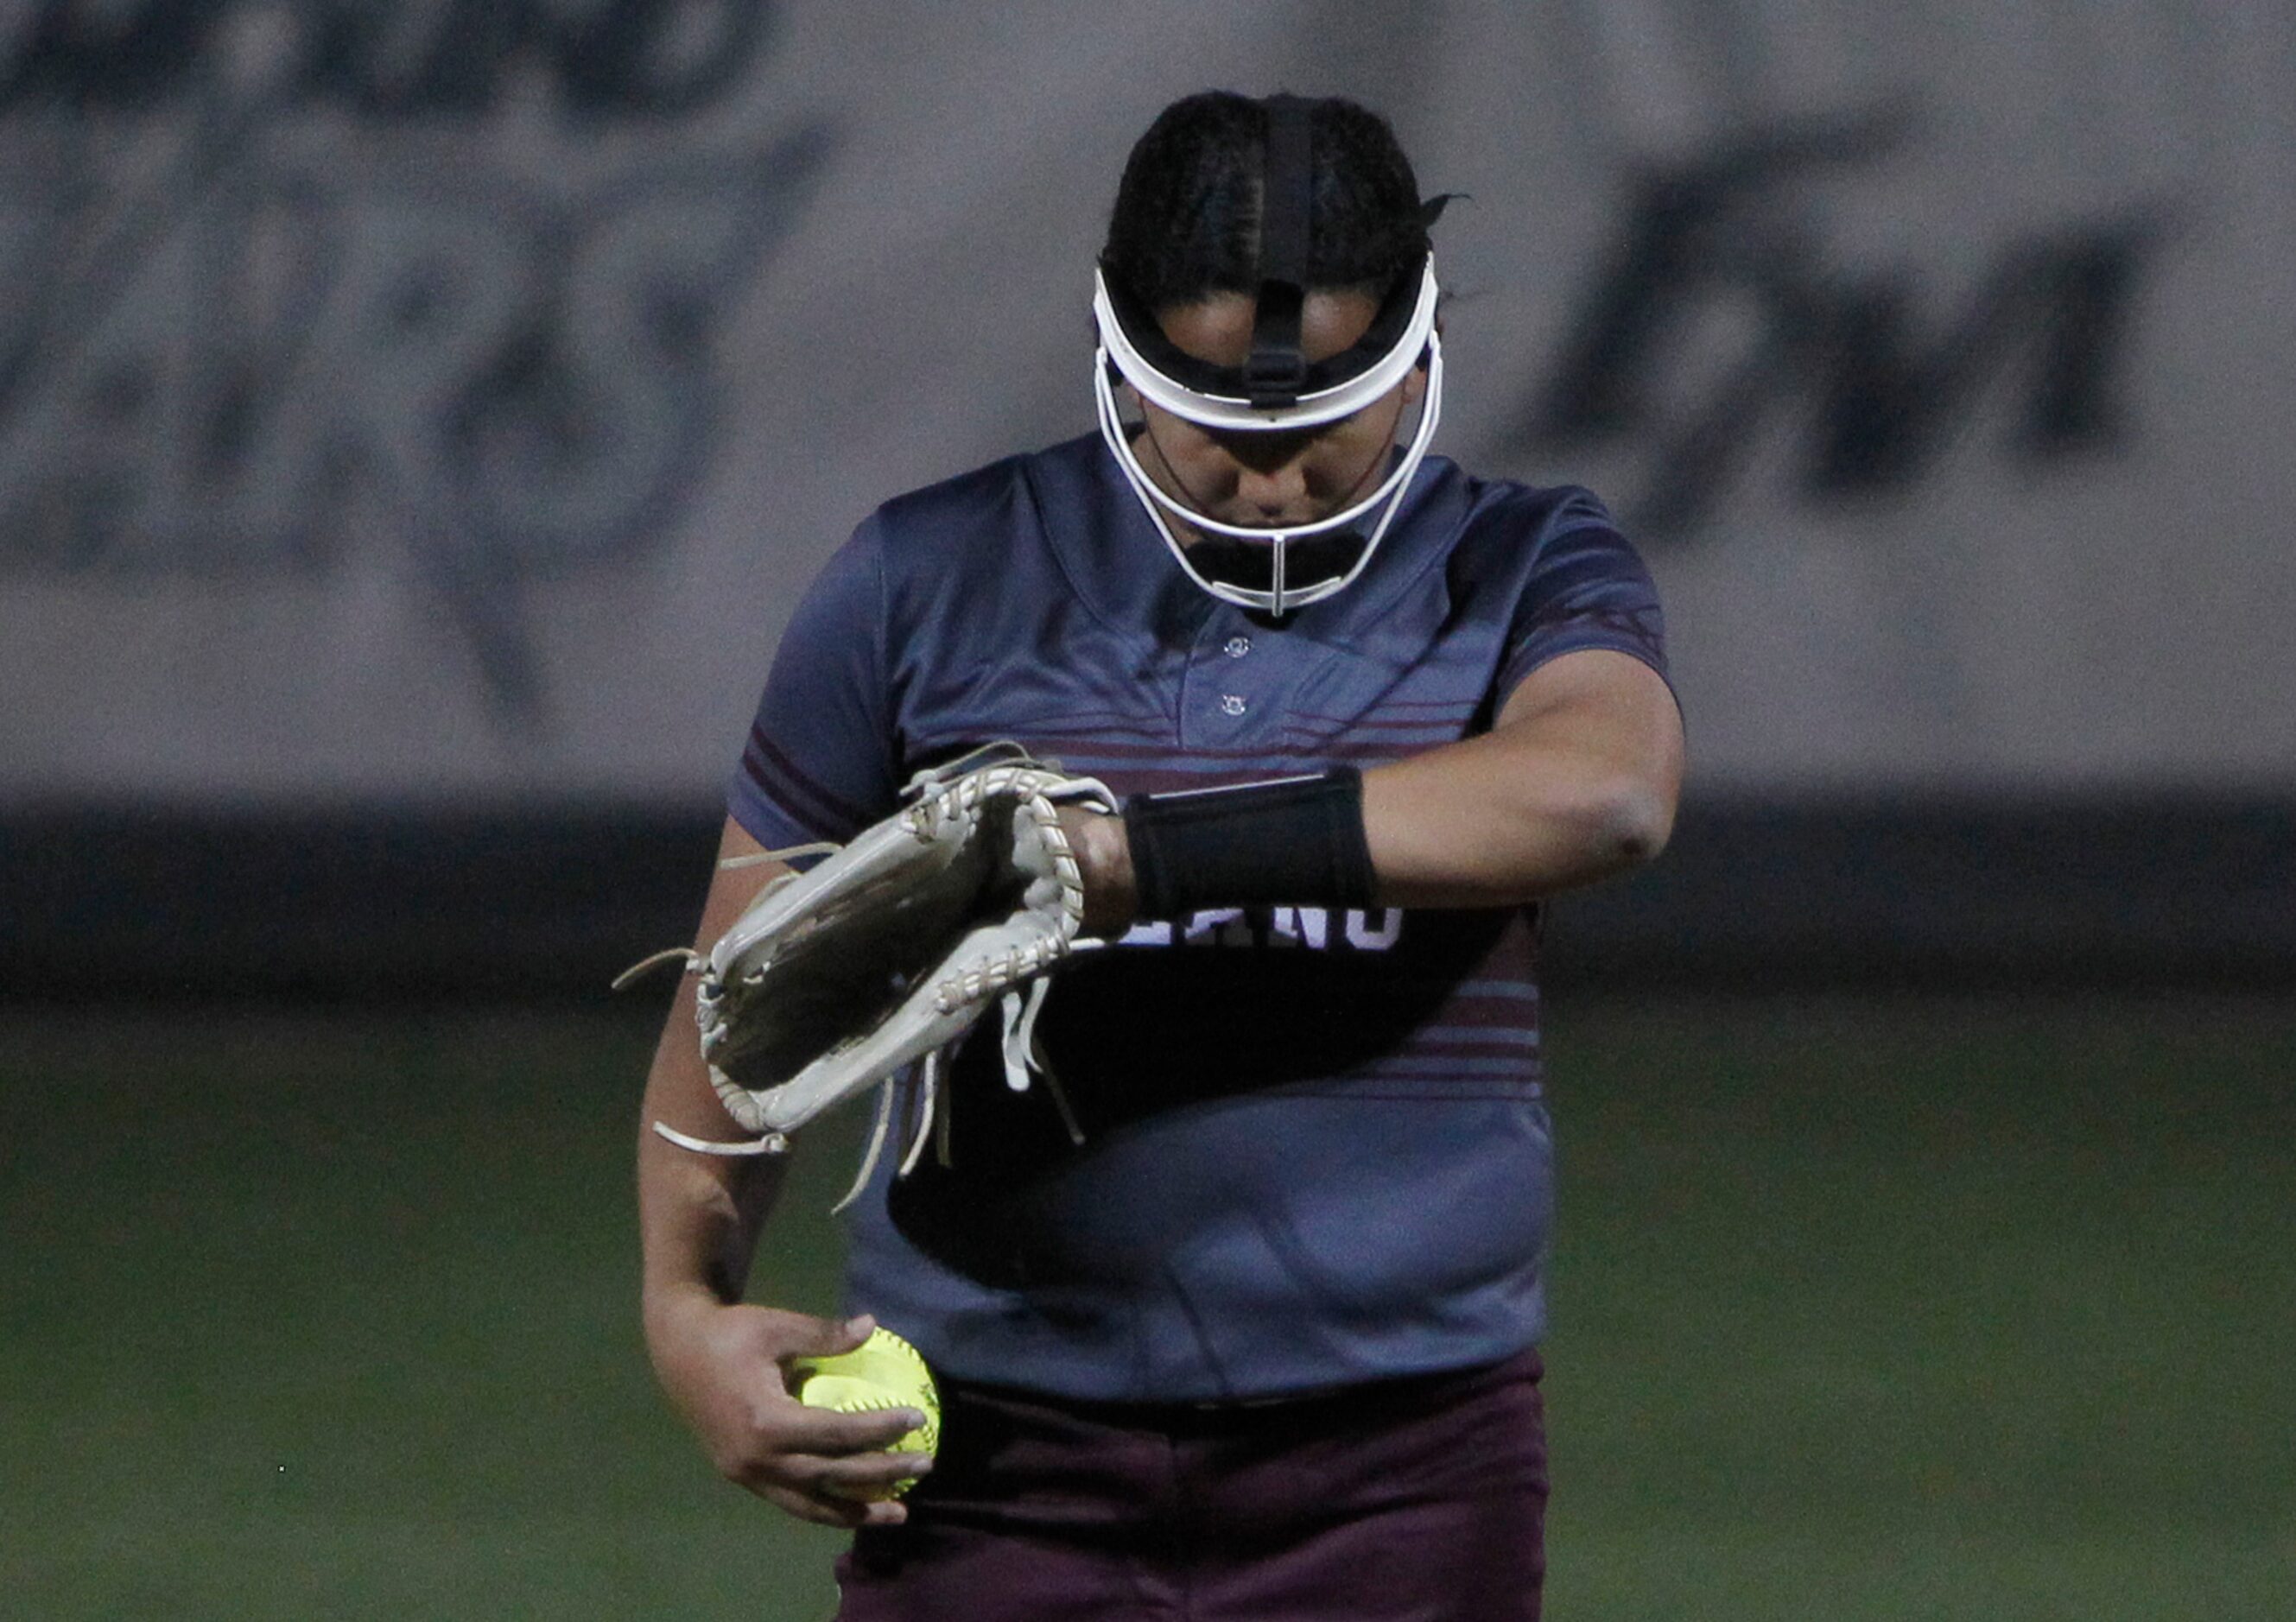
[1245,94,1315,406]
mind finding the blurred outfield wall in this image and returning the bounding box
[2,0,2291,992]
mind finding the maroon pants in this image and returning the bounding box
[834,1348,1547,1621]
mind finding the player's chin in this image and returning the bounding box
[1217,508,1329,530]
[1178,511,1328,542]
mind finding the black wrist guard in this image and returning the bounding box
[1121,768,1379,922]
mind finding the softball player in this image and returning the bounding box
[639,90,1684,1620]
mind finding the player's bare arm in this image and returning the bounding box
[1362,645,1684,906]
[637,816,932,1529]
[1063,645,1682,934]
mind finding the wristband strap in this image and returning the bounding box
[1121,768,1379,921]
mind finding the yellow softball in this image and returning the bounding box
[790,1327,941,1499]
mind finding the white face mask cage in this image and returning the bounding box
[1090,259,1445,617]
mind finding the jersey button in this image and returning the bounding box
[1224,636,1252,658]
[1220,694,1248,717]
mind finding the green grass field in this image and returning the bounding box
[3,997,2290,1619]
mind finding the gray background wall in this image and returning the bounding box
[3,0,2291,992]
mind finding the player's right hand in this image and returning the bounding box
[647,1300,933,1529]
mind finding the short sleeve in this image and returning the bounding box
[726,517,900,848]
[1494,489,1671,701]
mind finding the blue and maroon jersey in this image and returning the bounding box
[729,433,1668,1403]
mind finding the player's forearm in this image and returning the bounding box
[637,815,794,1336]
[1068,651,1682,924]
[639,1131,783,1315]
[637,991,787,1335]
[1363,649,1682,906]
[638,1129,793,1416]
[1070,746,1669,926]
[1359,728,1674,907]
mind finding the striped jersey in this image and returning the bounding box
[728,432,1668,1403]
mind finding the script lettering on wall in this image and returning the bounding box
[1508,106,2169,542]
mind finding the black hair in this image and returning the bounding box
[1100,91,1432,312]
